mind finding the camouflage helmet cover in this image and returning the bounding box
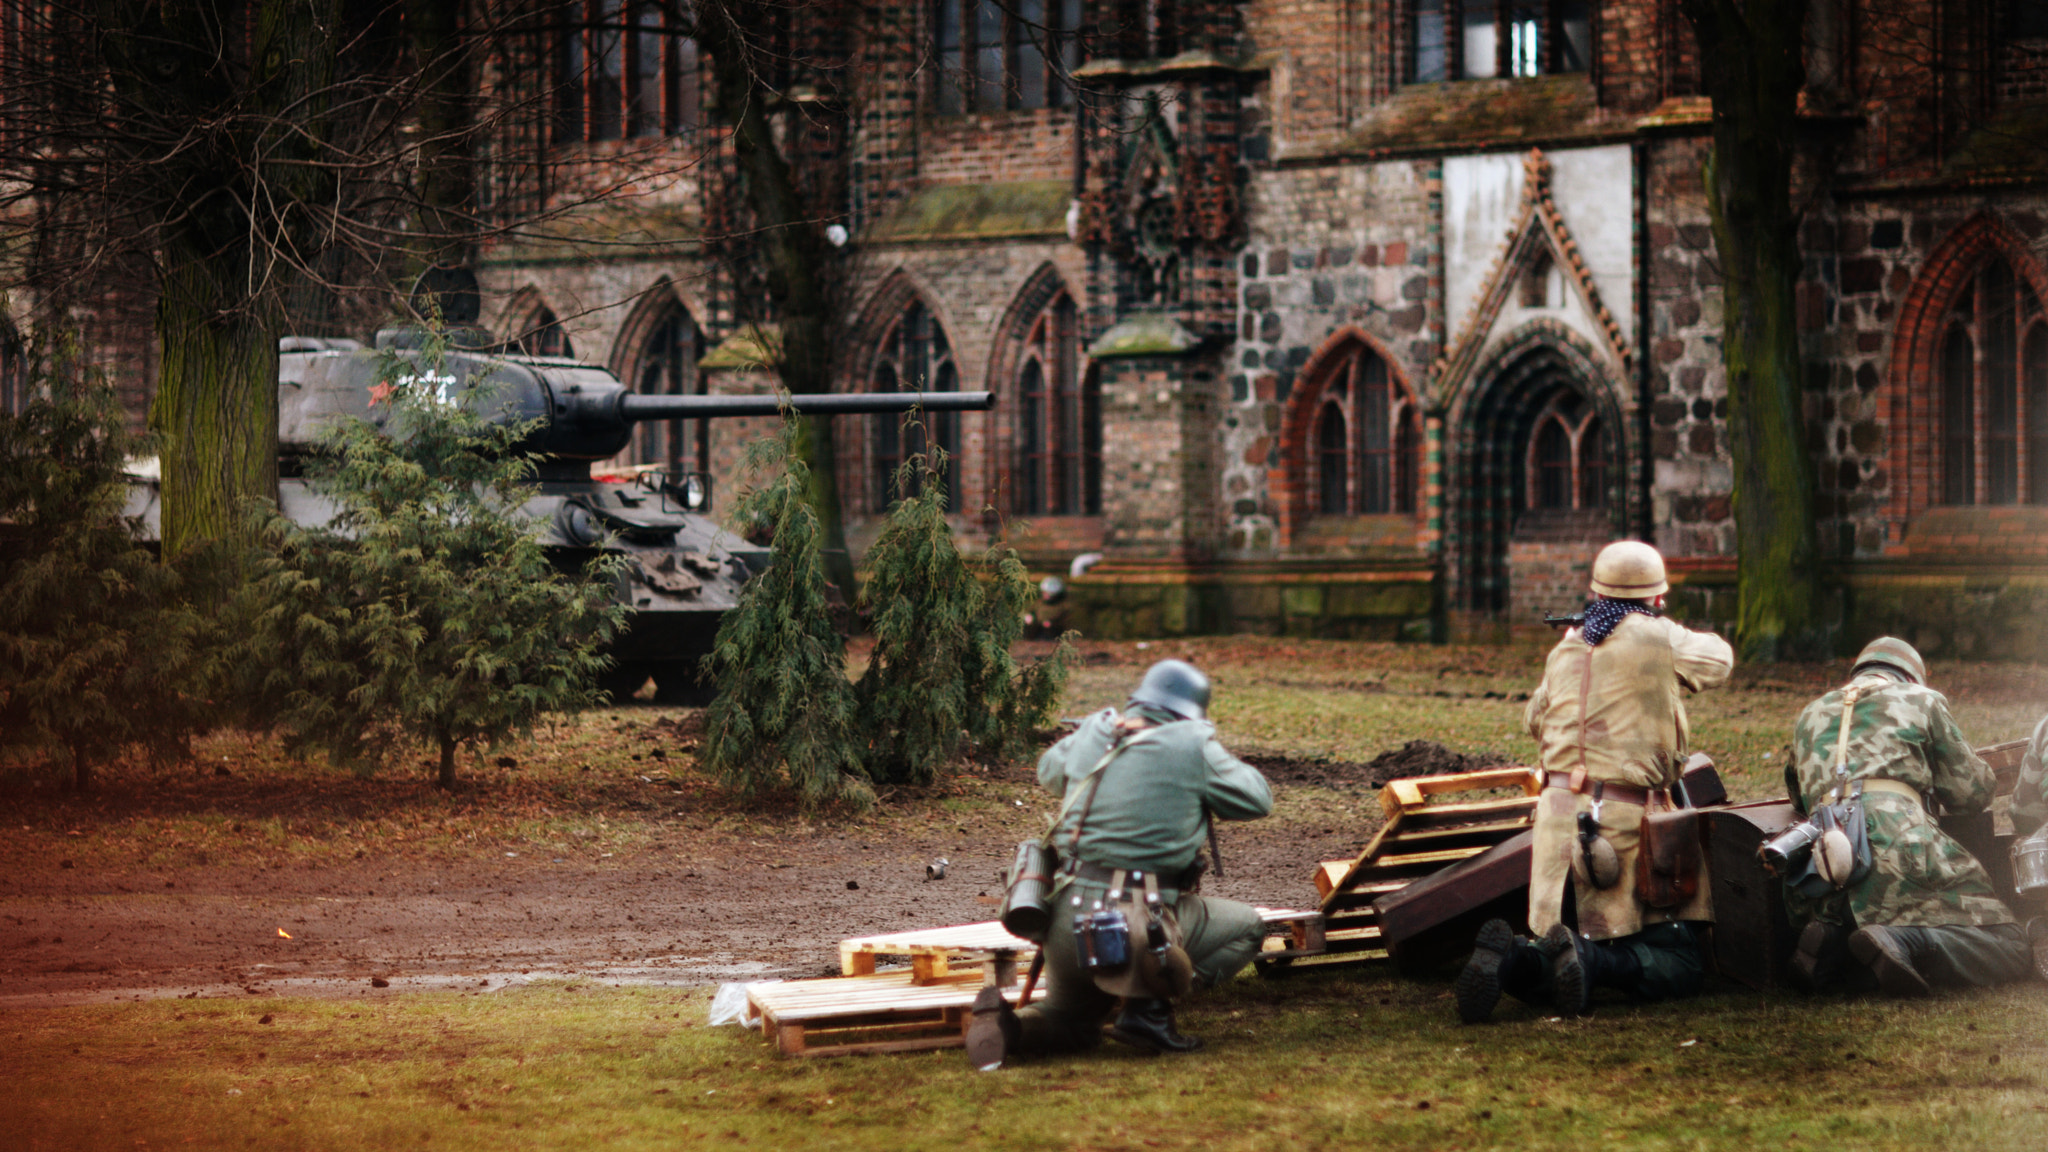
[1853,636,1927,685]
[1130,659,1212,721]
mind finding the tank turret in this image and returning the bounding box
[131,333,996,704]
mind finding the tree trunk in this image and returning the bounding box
[694,4,859,597]
[70,744,91,793]
[437,734,458,790]
[1681,0,1826,661]
[149,263,281,557]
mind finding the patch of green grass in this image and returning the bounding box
[6,972,2046,1150]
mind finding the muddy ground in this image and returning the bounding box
[0,738,1483,1010]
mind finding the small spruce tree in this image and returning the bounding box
[0,346,212,789]
[856,442,1074,785]
[698,412,870,809]
[239,337,625,788]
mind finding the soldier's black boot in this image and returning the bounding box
[1107,998,1203,1054]
[1457,919,1550,1023]
[1546,925,1642,1015]
[1848,925,1932,998]
[965,985,1022,1070]
[1791,921,1847,992]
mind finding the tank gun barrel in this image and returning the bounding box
[618,390,994,421]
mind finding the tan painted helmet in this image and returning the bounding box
[1589,540,1669,600]
[1853,636,1927,685]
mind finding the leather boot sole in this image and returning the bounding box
[1456,918,1515,1024]
[1546,923,1591,1017]
[1848,927,1931,998]
[965,986,1017,1071]
[1790,920,1835,993]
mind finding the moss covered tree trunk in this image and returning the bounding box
[150,265,281,557]
[438,733,459,790]
[1680,0,1825,660]
[693,4,858,596]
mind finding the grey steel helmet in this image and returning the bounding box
[1130,659,1211,721]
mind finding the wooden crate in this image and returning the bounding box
[748,969,1045,1058]
[838,921,1037,986]
[1302,766,1545,967]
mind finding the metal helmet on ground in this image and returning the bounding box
[1852,636,1927,685]
[1589,540,1669,600]
[1130,659,1211,721]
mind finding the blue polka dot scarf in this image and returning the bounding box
[1580,598,1660,646]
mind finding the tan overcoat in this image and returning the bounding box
[1524,613,1733,940]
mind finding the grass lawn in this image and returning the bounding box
[7,970,2045,1150]
[6,636,2048,1149]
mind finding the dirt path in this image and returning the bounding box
[0,797,1363,1009]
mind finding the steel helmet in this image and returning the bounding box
[1590,540,1669,600]
[1852,636,1927,685]
[1130,659,1211,721]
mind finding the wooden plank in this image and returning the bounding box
[1319,812,1405,911]
[839,948,876,977]
[1313,860,1351,899]
[1373,829,1534,974]
[1403,767,1545,799]
[1703,801,1801,992]
[910,954,950,984]
[1380,818,1536,848]
[1382,779,1426,817]
[1392,796,1541,826]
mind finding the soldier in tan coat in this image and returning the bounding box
[1458,541,1733,1022]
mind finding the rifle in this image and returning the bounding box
[1543,612,1585,629]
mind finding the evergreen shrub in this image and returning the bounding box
[697,412,871,808]
[238,337,625,787]
[0,347,213,789]
[855,444,1074,785]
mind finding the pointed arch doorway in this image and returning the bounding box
[1454,338,1627,621]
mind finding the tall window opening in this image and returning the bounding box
[1938,255,2047,506]
[1409,0,1589,83]
[555,0,702,144]
[1524,393,1607,512]
[934,0,1083,115]
[1014,292,1098,515]
[872,300,959,511]
[1303,342,1419,518]
[632,307,704,471]
[517,307,575,358]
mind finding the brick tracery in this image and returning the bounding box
[1271,326,1423,548]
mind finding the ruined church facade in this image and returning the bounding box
[475,0,2048,654]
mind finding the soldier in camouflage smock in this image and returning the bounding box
[1783,637,2032,996]
[2012,713,2048,839]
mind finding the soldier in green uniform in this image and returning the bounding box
[1782,637,2032,996]
[965,660,1274,1069]
[2012,715,2048,980]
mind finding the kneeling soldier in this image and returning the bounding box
[967,660,1273,1069]
[1459,540,1733,1022]
[2012,711,2048,980]
[1782,637,2032,996]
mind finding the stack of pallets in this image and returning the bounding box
[1304,766,1545,966]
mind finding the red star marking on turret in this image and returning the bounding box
[367,381,397,407]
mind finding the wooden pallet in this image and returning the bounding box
[748,969,1047,1058]
[838,920,1037,986]
[1304,766,1545,966]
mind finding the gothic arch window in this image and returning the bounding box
[1013,291,1098,516]
[1302,342,1419,518]
[627,305,704,471]
[554,0,702,144]
[1524,393,1606,511]
[1937,255,2047,505]
[871,299,959,511]
[516,306,574,358]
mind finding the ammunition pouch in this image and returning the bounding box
[1635,792,1703,909]
[1082,869,1193,1000]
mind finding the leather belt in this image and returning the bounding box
[1063,859,1194,890]
[1544,771,1650,807]
[1861,777,1924,806]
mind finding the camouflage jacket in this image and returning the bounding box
[1785,671,2014,928]
[2012,713,2048,838]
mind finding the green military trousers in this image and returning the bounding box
[1801,921,2032,991]
[1014,879,1265,1055]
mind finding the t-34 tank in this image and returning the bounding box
[125,330,994,703]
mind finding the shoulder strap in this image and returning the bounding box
[1051,720,1141,856]
[1830,683,1865,807]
